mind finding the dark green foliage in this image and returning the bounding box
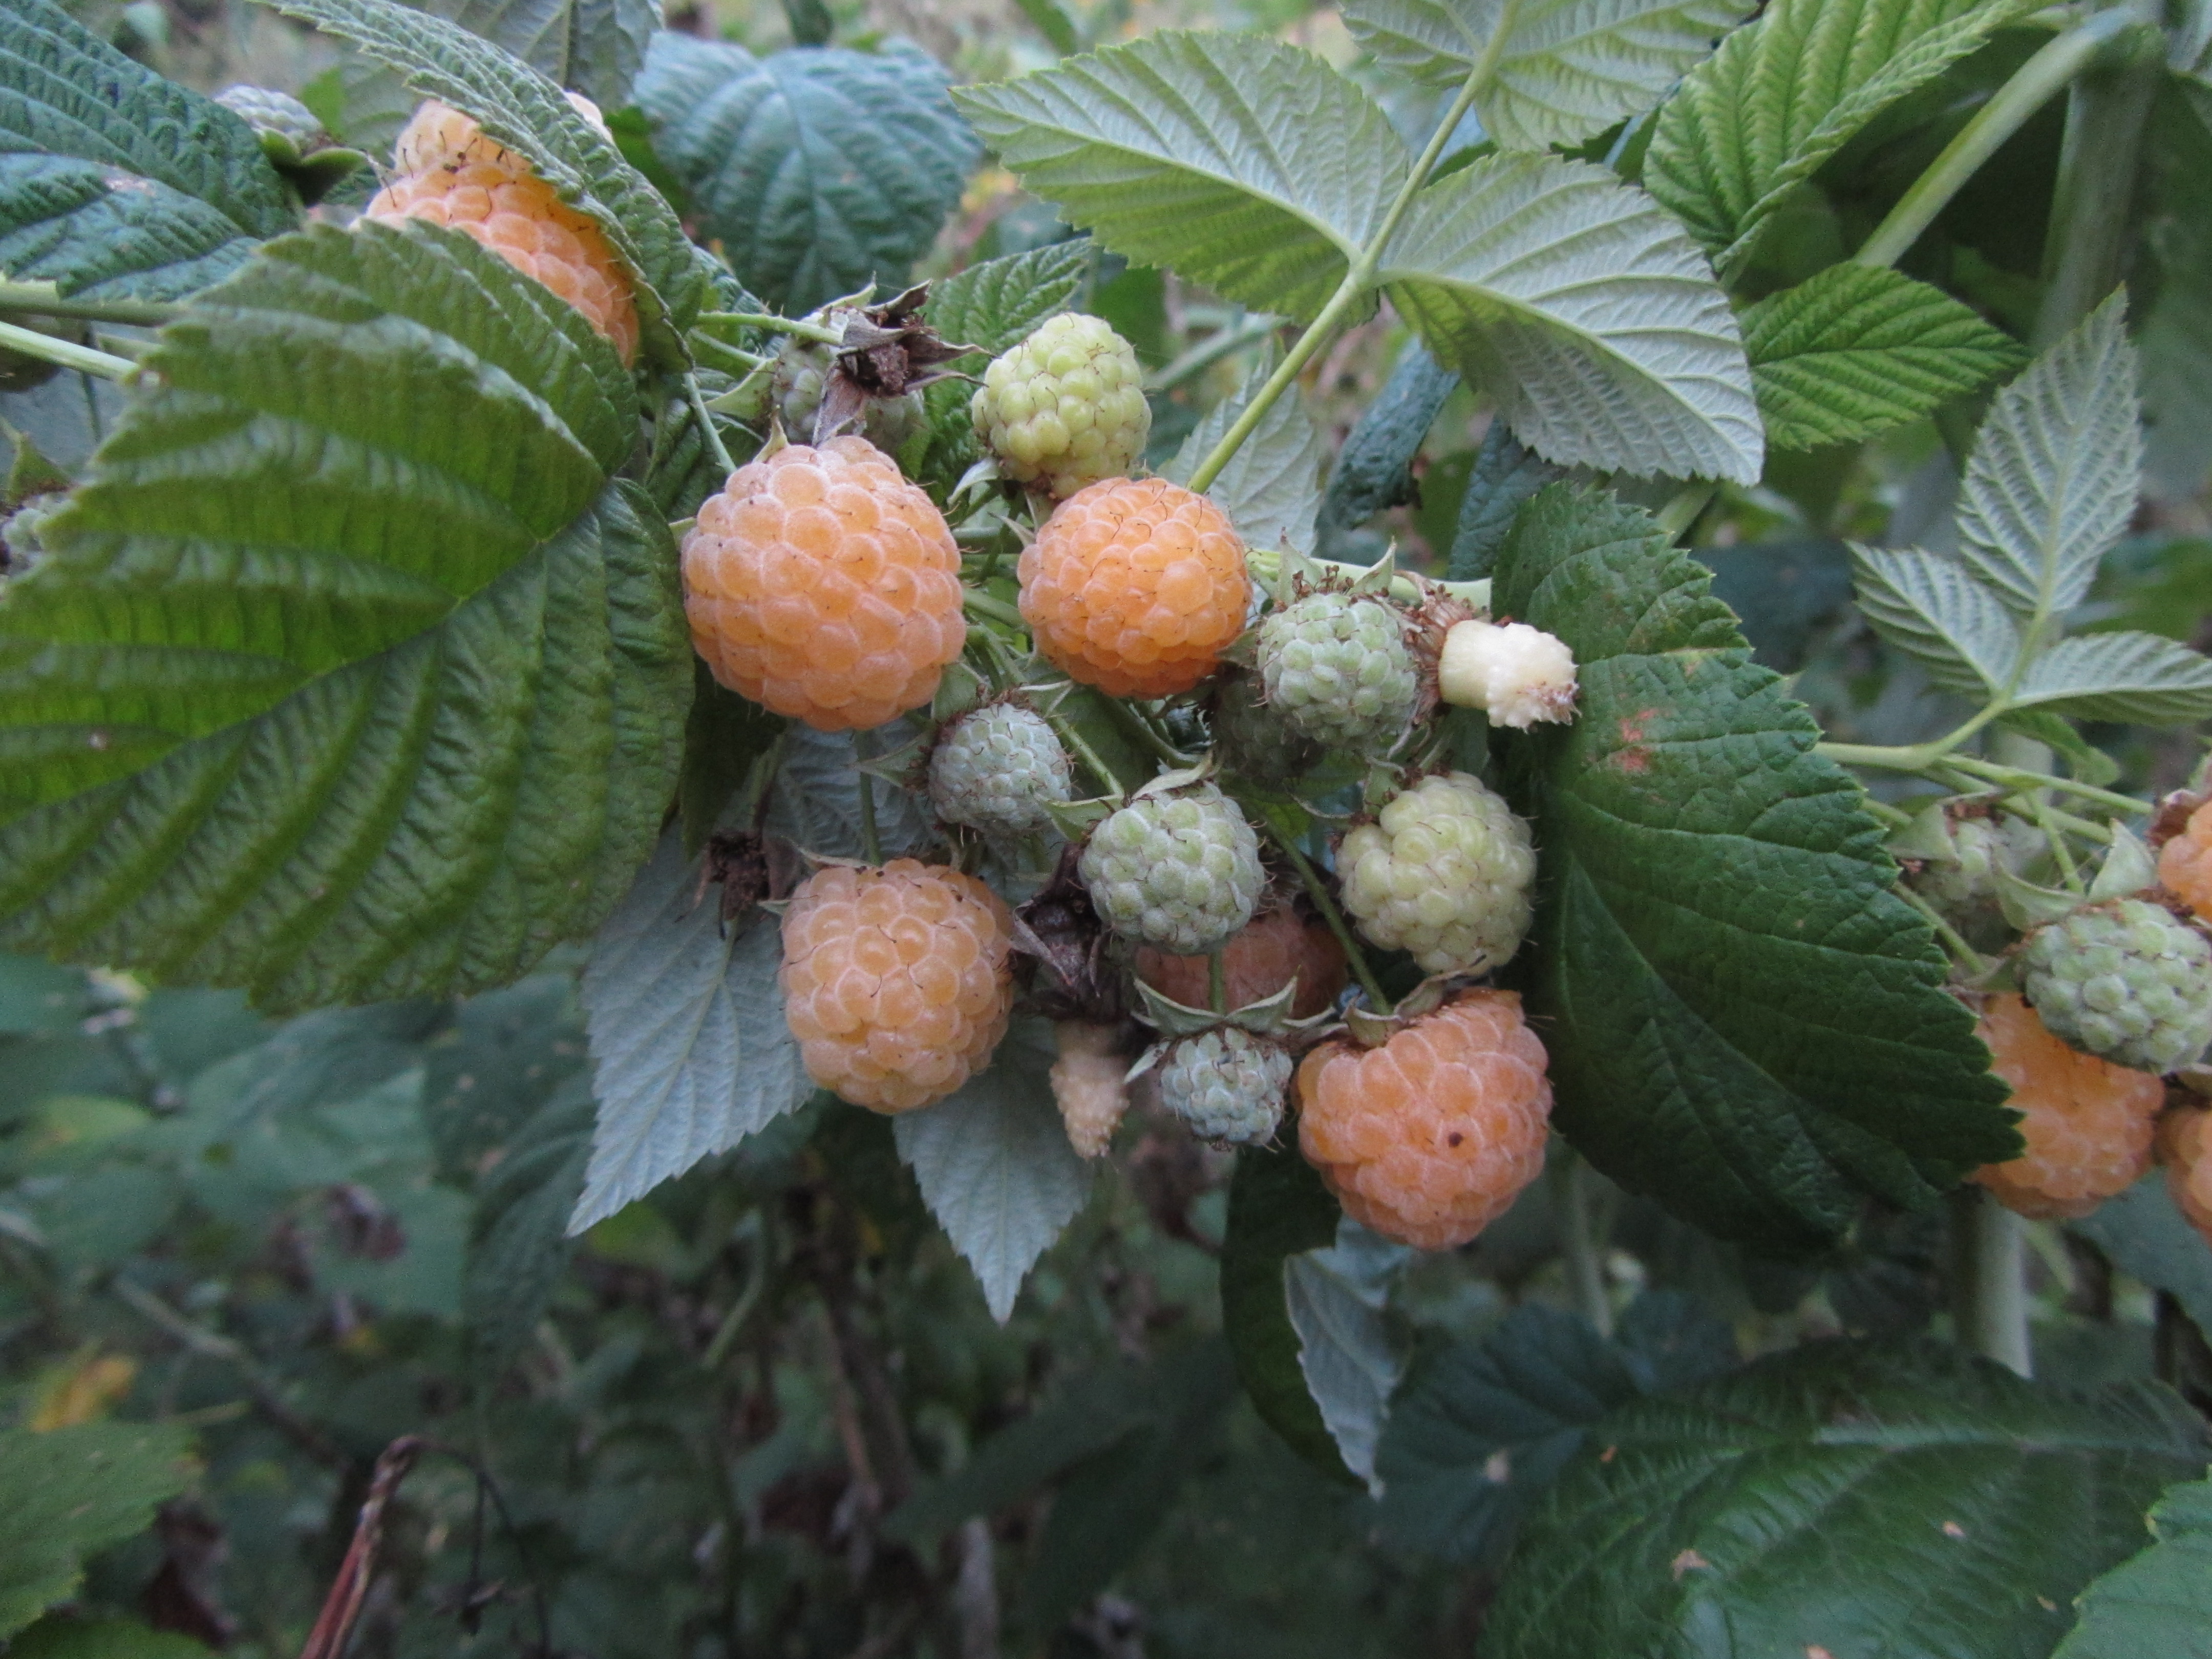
[1315,341,1457,558]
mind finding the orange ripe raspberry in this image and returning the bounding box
[2158,1106,2212,1244]
[1296,989,1551,1251]
[1970,992,2165,1219]
[779,860,1015,1113]
[1018,477,1249,698]
[1135,903,1348,1020]
[2159,799,2212,922]
[365,100,639,363]
[683,438,965,730]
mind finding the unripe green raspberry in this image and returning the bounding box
[215,84,326,148]
[972,313,1150,498]
[1210,668,1323,787]
[928,703,1074,836]
[1080,782,1263,953]
[2020,899,2212,1073]
[1907,814,2038,952]
[1156,1027,1291,1144]
[1340,772,1535,975]
[1257,590,1418,752]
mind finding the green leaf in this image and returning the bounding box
[1848,544,2023,697]
[262,0,704,355]
[954,31,1410,325]
[0,953,90,1035]
[0,1422,198,1639]
[2071,1175,2212,1347]
[764,726,934,861]
[5,1618,215,1658]
[1219,1142,1356,1481]
[570,829,812,1233]
[1284,1221,1407,1490]
[420,970,587,1181]
[1646,0,2040,274]
[1482,1340,2207,1659]
[2010,630,2212,724]
[1493,486,2015,1250]
[467,1071,592,1375]
[892,1019,1095,1322]
[1955,293,2142,621]
[416,0,661,110]
[1341,0,1754,151]
[0,223,691,1013]
[1165,349,1328,555]
[636,35,979,314]
[1743,265,2027,451]
[1376,1293,1736,1565]
[1447,419,1555,581]
[2055,1477,2212,1659]
[1382,154,1763,482]
[0,0,296,300]
[1317,341,1458,556]
[924,239,1096,358]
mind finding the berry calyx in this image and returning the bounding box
[365,100,639,363]
[1338,772,1536,975]
[2158,798,2212,923]
[2019,899,2212,1073]
[1135,903,1347,1021]
[973,313,1150,498]
[928,703,1074,837]
[1255,589,1419,752]
[1156,1027,1291,1145]
[1018,477,1250,699]
[779,860,1015,1113]
[1079,781,1263,954]
[1970,993,2164,1219]
[1297,989,1551,1251]
[682,437,966,731]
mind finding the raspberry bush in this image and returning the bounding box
[1,0,2210,1650]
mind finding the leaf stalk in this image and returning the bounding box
[0,318,140,382]
[686,371,737,476]
[0,281,178,326]
[1266,823,1391,1014]
[701,310,844,346]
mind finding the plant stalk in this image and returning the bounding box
[1185,51,1498,495]
[686,371,737,476]
[0,280,178,326]
[703,310,844,346]
[1267,825,1391,1013]
[1554,1151,1613,1337]
[2032,2,2161,349]
[1950,1186,2032,1376]
[1854,10,2141,271]
[0,319,139,382]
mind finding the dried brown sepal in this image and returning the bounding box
[810,284,980,443]
[1013,842,1120,1022]
[695,829,802,928]
[1405,579,1477,728]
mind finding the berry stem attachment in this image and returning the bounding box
[0,319,138,383]
[1817,742,2151,818]
[1041,707,1128,803]
[1551,1150,1613,1338]
[853,729,884,866]
[1184,48,1501,496]
[2027,795,2086,896]
[1893,883,1990,977]
[1654,482,1714,541]
[1949,1186,2033,1377]
[0,280,178,326]
[685,372,737,477]
[1102,696,1194,769]
[962,587,1029,631]
[1266,823,1391,1014]
[702,310,844,346]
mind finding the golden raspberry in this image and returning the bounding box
[2159,799,2212,922]
[1970,992,2164,1219]
[2159,1105,2212,1243]
[1017,477,1249,698]
[1051,1020,1128,1158]
[682,438,965,730]
[366,100,639,363]
[779,860,1015,1113]
[1296,989,1551,1251]
[1134,903,1348,1020]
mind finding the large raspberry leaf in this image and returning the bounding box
[1494,485,2015,1251]
[0,1422,197,1638]
[413,0,661,112]
[636,33,979,314]
[1645,0,2043,276]
[892,1020,1094,1323]
[1480,1341,2205,1658]
[2069,1175,2212,1349]
[954,31,1412,327]
[0,0,298,301]
[265,0,705,359]
[1338,0,1752,152]
[0,221,692,1013]
[2054,1477,2212,1659]
[570,830,811,1235]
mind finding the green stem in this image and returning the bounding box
[2032,4,2161,349]
[0,280,178,326]
[1042,706,1128,802]
[962,587,1028,630]
[0,320,138,382]
[1855,10,2140,271]
[703,310,844,346]
[1268,825,1390,1013]
[686,372,737,476]
[1943,754,2147,816]
[1101,695,1192,768]
[1655,482,1715,541]
[2029,794,2086,894]
[1950,1186,2032,1377]
[1895,882,1990,976]
[1185,55,1498,495]
[854,731,883,865]
[1144,311,1283,394]
[1553,1151,1613,1338]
